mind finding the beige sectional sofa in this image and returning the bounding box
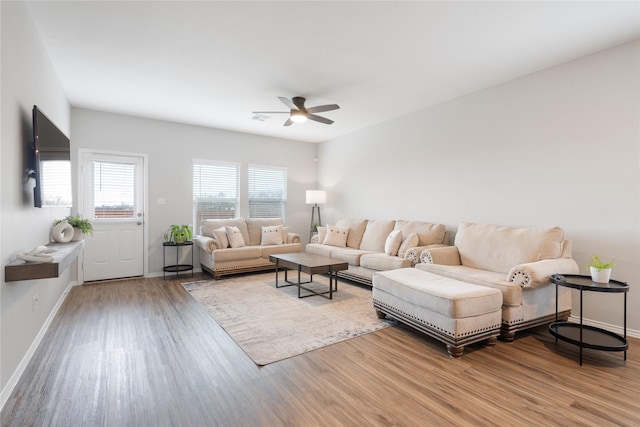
[194,218,301,279]
[306,218,448,285]
[416,222,579,341]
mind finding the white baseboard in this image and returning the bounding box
[568,315,639,339]
[0,280,77,411]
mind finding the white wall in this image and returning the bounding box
[71,109,318,275]
[1,1,72,398]
[318,40,640,333]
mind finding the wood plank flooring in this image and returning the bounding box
[2,273,639,426]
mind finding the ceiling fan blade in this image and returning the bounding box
[252,111,290,114]
[278,97,297,110]
[306,104,340,114]
[283,118,294,127]
[307,114,334,125]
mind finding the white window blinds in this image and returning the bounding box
[193,161,239,232]
[248,164,287,219]
[92,161,135,219]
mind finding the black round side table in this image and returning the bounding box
[163,241,194,279]
[549,274,628,366]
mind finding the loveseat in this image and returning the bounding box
[416,222,579,341]
[306,218,448,285]
[194,218,301,279]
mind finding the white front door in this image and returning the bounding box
[80,152,146,281]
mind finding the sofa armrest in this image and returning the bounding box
[287,232,301,244]
[508,258,579,289]
[405,244,448,266]
[420,246,461,265]
[194,235,220,253]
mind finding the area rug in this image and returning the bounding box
[182,272,396,365]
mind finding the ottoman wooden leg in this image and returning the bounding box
[375,310,387,319]
[446,345,464,358]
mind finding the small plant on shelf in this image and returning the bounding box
[164,224,193,244]
[586,255,615,283]
[54,214,93,236]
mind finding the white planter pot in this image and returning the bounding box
[71,227,84,241]
[590,266,611,284]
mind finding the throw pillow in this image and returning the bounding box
[384,229,403,256]
[212,226,229,249]
[281,226,290,244]
[225,226,246,248]
[316,226,327,243]
[398,233,419,258]
[261,225,283,246]
[323,225,349,247]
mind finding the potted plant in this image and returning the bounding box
[54,214,93,241]
[586,255,615,283]
[164,224,193,244]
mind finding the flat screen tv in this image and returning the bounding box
[32,105,71,208]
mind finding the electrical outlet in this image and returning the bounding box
[32,292,40,312]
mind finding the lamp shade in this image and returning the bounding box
[306,190,326,205]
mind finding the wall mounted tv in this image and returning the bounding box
[32,105,71,208]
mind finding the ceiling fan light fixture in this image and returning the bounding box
[290,111,307,123]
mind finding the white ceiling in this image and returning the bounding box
[25,1,640,143]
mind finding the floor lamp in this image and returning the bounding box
[306,190,326,242]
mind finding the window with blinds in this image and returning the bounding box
[93,161,136,219]
[40,160,72,206]
[248,164,287,219]
[193,161,239,233]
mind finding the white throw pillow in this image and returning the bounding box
[323,225,349,247]
[316,226,327,243]
[384,229,403,256]
[225,226,246,248]
[398,233,419,258]
[261,225,283,246]
[212,226,229,249]
[281,226,290,244]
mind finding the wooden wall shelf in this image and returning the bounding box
[4,241,83,282]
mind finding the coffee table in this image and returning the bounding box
[269,253,348,299]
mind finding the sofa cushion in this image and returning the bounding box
[202,219,250,245]
[260,243,302,258]
[394,220,446,246]
[226,226,246,248]
[415,263,522,306]
[361,253,411,271]
[360,220,395,252]
[397,233,419,258]
[326,247,375,266]
[246,218,284,246]
[335,218,368,249]
[323,224,349,247]
[211,246,262,262]
[384,229,403,256]
[305,243,333,258]
[454,222,566,274]
[261,225,283,245]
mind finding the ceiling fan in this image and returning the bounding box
[253,96,340,126]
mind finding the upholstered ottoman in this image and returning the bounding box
[373,268,503,358]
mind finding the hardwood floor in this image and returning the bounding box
[2,273,639,426]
